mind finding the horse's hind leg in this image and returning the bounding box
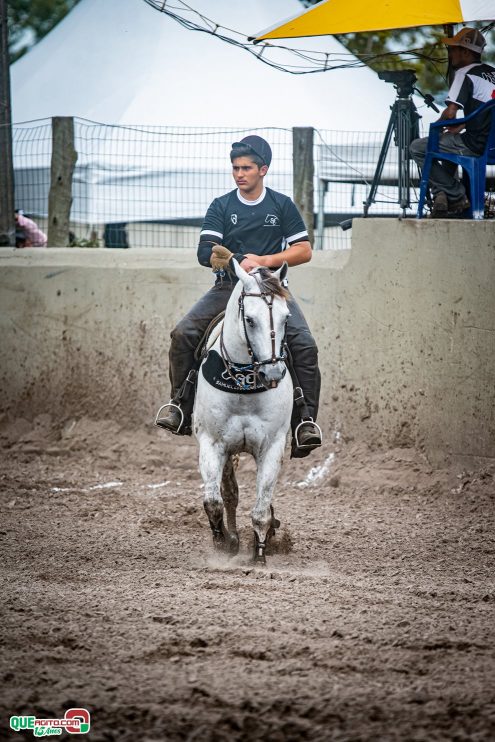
[267,504,281,540]
[198,438,228,550]
[221,454,240,555]
[252,437,286,565]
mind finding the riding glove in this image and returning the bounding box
[210,244,234,272]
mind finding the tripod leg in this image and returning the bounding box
[397,98,421,213]
[363,104,396,216]
[397,102,411,212]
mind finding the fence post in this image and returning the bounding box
[292,127,314,248]
[0,0,15,246]
[48,116,77,246]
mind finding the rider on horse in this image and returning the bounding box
[156,135,322,458]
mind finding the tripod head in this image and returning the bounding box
[378,70,440,112]
[378,69,417,98]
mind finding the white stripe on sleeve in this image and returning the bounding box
[200,230,223,239]
[286,230,309,244]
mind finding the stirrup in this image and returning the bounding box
[294,418,323,449]
[154,401,184,433]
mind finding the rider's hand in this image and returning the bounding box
[210,244,233,271]
[244,253,267,267]
[240,256,262,272]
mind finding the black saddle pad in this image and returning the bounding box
[201,350,267,394]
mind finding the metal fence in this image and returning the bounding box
[13,117,435,250]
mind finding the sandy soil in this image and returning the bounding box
[1,415,494,741]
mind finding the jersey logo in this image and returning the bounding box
[231,214,238,225]
[264,214,280,227]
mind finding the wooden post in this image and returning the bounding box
[47,116,77,246]
[292,127,314,247]
[0,0,15,246]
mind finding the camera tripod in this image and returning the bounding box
[363,71,439,217]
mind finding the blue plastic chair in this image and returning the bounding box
[417,98,495,220]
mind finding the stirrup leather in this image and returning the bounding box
[294,418,323,449]
[154,402,185,433]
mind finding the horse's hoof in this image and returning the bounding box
[253,535,267,565]
[266,506,281,541]
[270,505,281,531]
[213,536,226,551]
[211,526,226,551]
[227,533,240,556]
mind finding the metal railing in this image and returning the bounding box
[13,117,455,251]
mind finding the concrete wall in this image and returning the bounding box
[1,218,494,466]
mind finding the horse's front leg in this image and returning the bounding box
[252,436,286,565]
[221,455,240,555]
[198,437,228,550]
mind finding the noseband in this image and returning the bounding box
[219,281,288,391]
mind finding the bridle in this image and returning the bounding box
[219,280,288,391]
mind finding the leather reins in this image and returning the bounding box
[219,281,287,391]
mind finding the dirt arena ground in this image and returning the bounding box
[1,415,494,741]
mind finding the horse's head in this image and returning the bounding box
[232,260,290,388]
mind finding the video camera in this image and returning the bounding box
[378,69,417,98]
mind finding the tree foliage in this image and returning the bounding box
[335,27,495,97]
[336,28,450,96]
[8,0,80,63]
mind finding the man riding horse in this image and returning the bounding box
[156,135,322,458]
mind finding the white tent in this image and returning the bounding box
[11,0,426,130]
[11,0,438,223]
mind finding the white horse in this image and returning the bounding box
[194,260,293,564]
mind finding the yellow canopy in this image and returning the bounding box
[255,0,494,39]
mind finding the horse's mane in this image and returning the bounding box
[252,268,289,300]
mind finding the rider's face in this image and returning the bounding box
[232,156,268,197]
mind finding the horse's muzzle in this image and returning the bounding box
[258,362,287,389]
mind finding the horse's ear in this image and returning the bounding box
[232,258,250,284]
[273,261,288,283]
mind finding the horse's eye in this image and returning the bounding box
[246,317,255,327]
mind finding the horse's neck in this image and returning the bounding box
[219,286,251,363]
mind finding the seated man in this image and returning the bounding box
[410,27,495,217]
[156,135,322,458]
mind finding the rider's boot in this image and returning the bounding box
[291,419,322,459]
[155,401,192,436]
[290,385,322,459]
[155,370,196,436]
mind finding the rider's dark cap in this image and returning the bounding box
[231,135,272,168]
[442,27,486,54]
